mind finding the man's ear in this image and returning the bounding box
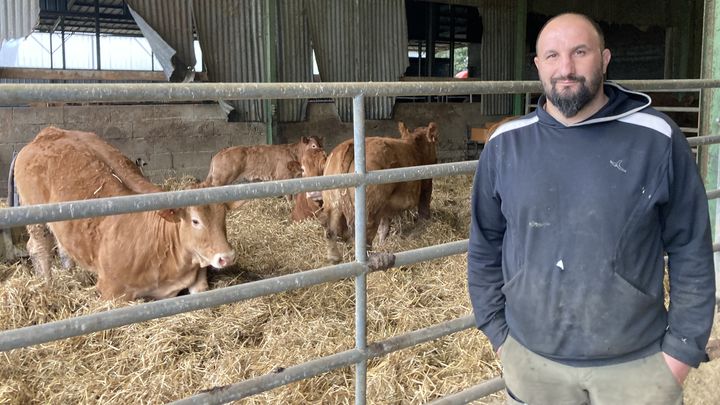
[158,208,182,223]
[602,48,611,75]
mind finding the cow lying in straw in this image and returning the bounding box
[13,126,239,301]
[321,122,439,263]
[204,136,323,187]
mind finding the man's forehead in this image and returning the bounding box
[537,18,601,52]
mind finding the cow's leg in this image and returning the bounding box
[376,217,391,245]
[188,267,209,294]
[26,224,54,278]
[96,273,130,301]
[418,179,433,220]
[326,208,346,263]
[57,243,75,270]
[366,216,381,248]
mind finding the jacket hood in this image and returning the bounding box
[536,81,651,128]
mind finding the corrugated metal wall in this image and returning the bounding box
[126,0,195,82]
[306,0,408,121]
[478,0,514,115]
[277,0,313,122]
[193,0,267,122]
[528,0,667,27]
[0,0,39,43]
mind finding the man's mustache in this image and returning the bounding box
[551,74,586,85]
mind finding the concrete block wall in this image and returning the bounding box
[1,100,504,199]
[0,103,265,198]
[282,100,502,163]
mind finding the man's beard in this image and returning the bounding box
[546,71,602,118]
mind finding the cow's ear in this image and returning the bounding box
[287,160,302,177]
[398,121,409,137]
[225,200,248,211]
[426,122,439,143]
[158,208,182,223]
[300,136,309,144]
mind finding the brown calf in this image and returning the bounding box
[14,127,238,301]
[205,136,323,186]
[321,122,439,263]
[290,148,328,222]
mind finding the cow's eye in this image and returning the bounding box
[191,218,200,227]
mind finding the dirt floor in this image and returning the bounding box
[0,174,718,404]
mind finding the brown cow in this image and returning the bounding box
[290,148,328,222]
[14,126,238,301]
[205,136,323,186]
[321,122,439,263]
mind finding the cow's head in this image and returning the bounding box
[300,148,327,201]
[158,185,237,269]
[398,121,439,165]
[300,135,324,153]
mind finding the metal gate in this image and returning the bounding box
[0,79,718,404]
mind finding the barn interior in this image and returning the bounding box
[1,1,719,404]
[0,0,708,195]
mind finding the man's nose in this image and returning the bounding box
[558,54,575,76]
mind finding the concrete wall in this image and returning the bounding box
[0,103,265,198]
[282,100,505,162]
[1,100,505,198]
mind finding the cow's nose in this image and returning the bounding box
[213,251,236,268]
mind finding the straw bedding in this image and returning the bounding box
[0,175,717,404]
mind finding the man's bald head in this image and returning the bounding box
[536,13,605,54]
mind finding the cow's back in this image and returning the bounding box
[15,127,138,205]
[15,128,146,271]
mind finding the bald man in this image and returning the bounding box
[467,12,715,405]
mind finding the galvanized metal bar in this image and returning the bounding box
[2,80,720,104]
[169,348,366,405]
[0,236,469,352]
[389,240,469,269]
[688,135,720,146]
[425,377,506,405]
[654,106,701,112]
[366,315,476,358]
[0,161,477,229]
[0,261,362,352]
[170,315,478,405]
[352,93,369,405]
[708,189,720,201]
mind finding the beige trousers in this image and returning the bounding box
[500,335,683,405]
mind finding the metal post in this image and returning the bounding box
[352,94,368,405]
[49,30,53,70]
[449,5,455,77]
[513,0,527,115]
[264,0,277,144]
[95,0,101,70]
[61,17,66,70]
[700,0,720,305]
